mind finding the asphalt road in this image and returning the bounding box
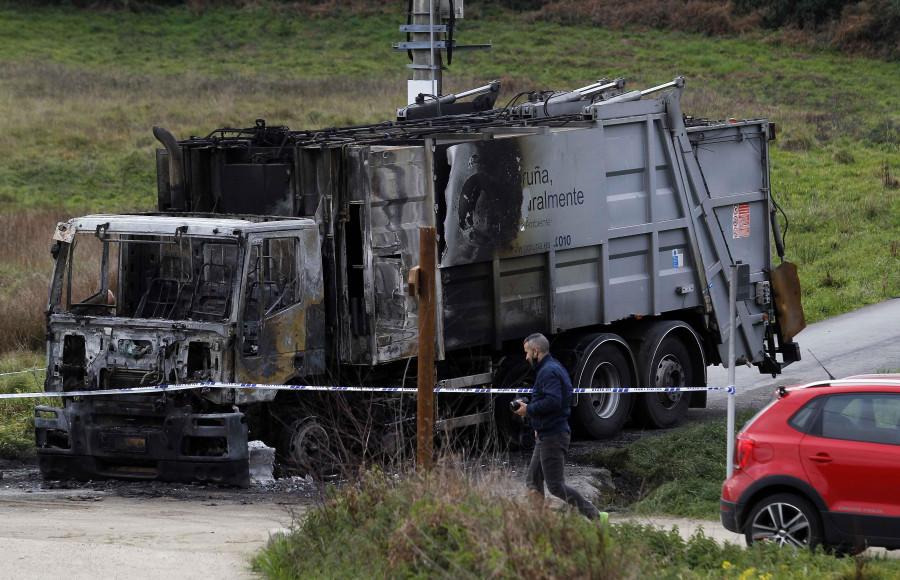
[1,298,898,578]
[706,297,900,413]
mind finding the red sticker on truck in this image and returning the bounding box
[732,203,750,238]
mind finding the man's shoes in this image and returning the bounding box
[583,509,609,524]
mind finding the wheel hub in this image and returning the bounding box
[654,357,684,408]
[751,502,811,548]
[589,362,621,419]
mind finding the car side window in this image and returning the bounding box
[821,393,900,446]
[788,396,823,434]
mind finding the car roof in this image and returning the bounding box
[781,375,900,398]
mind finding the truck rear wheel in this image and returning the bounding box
[633,336,693,428]
[571,337,634,440]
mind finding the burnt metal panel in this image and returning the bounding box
[367,145,435,363]
[218,163,294,216]
[440,128,606,267]
[440,261,494,351]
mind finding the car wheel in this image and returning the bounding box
[745,493,823,549]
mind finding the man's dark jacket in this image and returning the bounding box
[525,354,572,438]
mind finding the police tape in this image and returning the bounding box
[0,381,736,400]
[0,368,43,378]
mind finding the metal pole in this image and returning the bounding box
[726,265,737,479]
[429,0,435,96]
[416,226,436,471]
[412,0,442,96]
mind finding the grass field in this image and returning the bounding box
[1,4,897,349]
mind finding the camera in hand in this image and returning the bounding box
[510,397,529,412]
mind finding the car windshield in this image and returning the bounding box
[54,231,240,322]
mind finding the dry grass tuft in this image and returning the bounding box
[883,160,899,190]
[0,210,77,352]
[526,0,753,35]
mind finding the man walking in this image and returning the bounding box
[513,333,608,523]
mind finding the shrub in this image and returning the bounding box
[253,466,639,579]
[829,0,900,60]
[252,464,900,579]
[732,0,854,29]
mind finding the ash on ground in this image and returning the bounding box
[0,457,320,506]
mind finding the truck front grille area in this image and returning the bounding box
[101,369,163,390]
[35,399,250,486]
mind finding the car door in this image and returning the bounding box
[798,392,900,538]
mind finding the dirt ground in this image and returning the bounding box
[0,459,321,580]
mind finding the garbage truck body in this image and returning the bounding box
[37,79,804,485]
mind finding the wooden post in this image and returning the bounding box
[416,226,436,471]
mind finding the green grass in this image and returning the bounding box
[1,3,897,328]
[592,409,758,519]
[252,465,900,579]
[0,350,48,459]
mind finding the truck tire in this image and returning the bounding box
[276,413,345,479]
[571,336,634,440]
[633,335,693,429]
[492,355,536,452]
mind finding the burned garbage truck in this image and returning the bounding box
[37,77,804,486]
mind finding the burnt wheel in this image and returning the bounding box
[745,493,823,549]
[276,413,345,479]
[493,355,536,452]
[633,336,693,428]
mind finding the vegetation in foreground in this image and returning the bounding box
[0,350,47,459]
[252,465,900,579]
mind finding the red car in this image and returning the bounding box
[721,375,900,551]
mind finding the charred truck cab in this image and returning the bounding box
[38,215,322,485]
[37,76,804,486]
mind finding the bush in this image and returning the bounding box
[733,0,855,28]
[252,464,900,579]
[253,467,640,579]
[830,0,900,60]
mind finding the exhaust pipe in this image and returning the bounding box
[152,126,185,211]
